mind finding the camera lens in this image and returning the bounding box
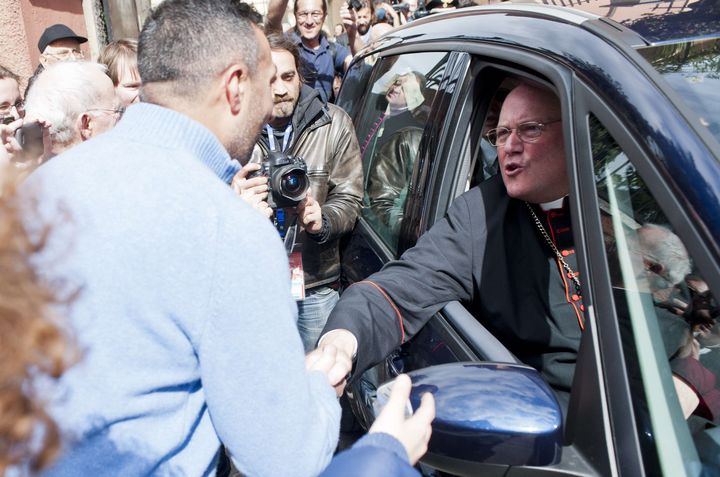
[280,170,308,199]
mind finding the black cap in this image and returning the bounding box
[38,24,88,53]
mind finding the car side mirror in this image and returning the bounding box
[406,362,562,472]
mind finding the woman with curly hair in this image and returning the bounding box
[0,169,75,474]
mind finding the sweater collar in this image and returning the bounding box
[113,102,240,183]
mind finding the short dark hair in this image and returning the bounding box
[138,0,262,99]
[294,0,328,17]
[0,65,20,83]
[266,33,306,84]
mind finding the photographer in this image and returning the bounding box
[234,33,362,353]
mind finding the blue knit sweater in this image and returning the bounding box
[27,103,340,476]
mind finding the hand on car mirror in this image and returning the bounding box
[369,374,435,465]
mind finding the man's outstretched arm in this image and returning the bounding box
[319,189,484,376]
[266,0,289,33]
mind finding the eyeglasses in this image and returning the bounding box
[43,48,85,60]
[86,107,125,120]
[0,99,25,120]
[296,10,324,21]
[485,120,561,146]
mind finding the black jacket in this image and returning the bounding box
[323,175,584,393]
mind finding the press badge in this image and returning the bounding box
[285,224,305,301]
[289,251,305,301]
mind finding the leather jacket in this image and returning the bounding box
[251,85,363,289]
[365,125,422,235]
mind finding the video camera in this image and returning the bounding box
[249,150,309,209]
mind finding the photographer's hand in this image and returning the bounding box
[341,3,363,56]
[231,163,272,218]
[0,118,23,164]
[297,191,323,234]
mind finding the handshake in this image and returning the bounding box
[307,331,435,466]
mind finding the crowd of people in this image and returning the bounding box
[1,0,718,475]
[0,1,434,475]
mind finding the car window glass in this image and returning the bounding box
[592,114,720,473]
[638,38,720,146]
[335,60,374,115]
[465,84,515,191]
[358,52,450,255]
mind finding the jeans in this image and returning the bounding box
[297,285,340,353]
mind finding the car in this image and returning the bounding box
[335,1,720,476]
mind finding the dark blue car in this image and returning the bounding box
[336,1,720,475]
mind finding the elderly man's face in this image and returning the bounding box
[497,84,568,204]
[41,38,84,66]
[84,70,122,138]
[0,77,22,123]
[385,75,408,110]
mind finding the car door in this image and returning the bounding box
[338,22,720,477]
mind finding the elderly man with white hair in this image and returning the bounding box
[23,61,122,162]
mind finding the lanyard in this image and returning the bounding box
[266,123,293,152]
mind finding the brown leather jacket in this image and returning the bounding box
[250,86,363,289]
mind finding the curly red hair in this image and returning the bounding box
[0,169,75,473]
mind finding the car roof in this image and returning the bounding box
[527,0,720,44]
[385,1,720,46]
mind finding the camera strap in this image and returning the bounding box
[265,124,293,152]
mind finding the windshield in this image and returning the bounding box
[638,38,720,144]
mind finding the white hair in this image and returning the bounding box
[638,223,692,286]
[24,61,110,147]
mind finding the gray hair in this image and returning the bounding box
[24,61,109,147]
[638,223,692,286]
[138,0,262,101]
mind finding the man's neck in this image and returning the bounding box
[302,35,321,49]
[539,196,566,211]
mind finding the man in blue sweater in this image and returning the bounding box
[25,1,352,476]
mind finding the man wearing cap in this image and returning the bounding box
[38,24,87,67]
[23,24,88,98]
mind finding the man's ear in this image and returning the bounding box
[224,63,249,116]
[78,112,93,141]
